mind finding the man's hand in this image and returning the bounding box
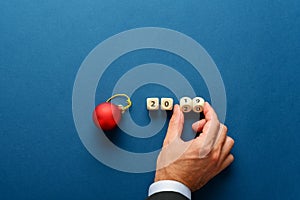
[154,102,234,192]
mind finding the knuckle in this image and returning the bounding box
[222,124,228,132]
[211,152,220,163]
[163,139,170,146]
[227,136,235,146]
[198,145,212,158]
[220,124,227,132]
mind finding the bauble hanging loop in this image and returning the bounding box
[93,94,132,131]
[106,93,132,114]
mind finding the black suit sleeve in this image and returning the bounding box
[146,191,189,200]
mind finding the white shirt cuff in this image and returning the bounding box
[148,180,191,200]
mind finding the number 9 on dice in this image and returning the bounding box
[192,97,205,113]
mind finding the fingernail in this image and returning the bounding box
[174,104,179,112]
[203,102,210,111]
[173,105,181,119]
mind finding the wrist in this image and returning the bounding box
[155,171,190,190]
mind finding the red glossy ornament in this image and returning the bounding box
[93,102,122,131]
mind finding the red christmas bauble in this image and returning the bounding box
[93,102,122,131]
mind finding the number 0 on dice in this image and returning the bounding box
[160,98,173,110]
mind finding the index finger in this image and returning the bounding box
[196,102,221,157]
[203,102,219,122]
[163,104,184,146]
[201,102,220,135]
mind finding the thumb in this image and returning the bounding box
[163,104,184,146]
[192,119,206,133]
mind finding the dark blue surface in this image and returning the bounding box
[1,0,299,199]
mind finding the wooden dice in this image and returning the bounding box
[179,97,193,113]
[147,98,173,110]
[160,98,174,110]
[146,97,204,112]
[192,97,205,113]
[146,98,159,110]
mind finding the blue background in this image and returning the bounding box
[1,0,299,199]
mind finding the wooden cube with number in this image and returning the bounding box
[146,98,159,110]
[192,97,205,113]
[179,97,192,112]
[160,98,173,110]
